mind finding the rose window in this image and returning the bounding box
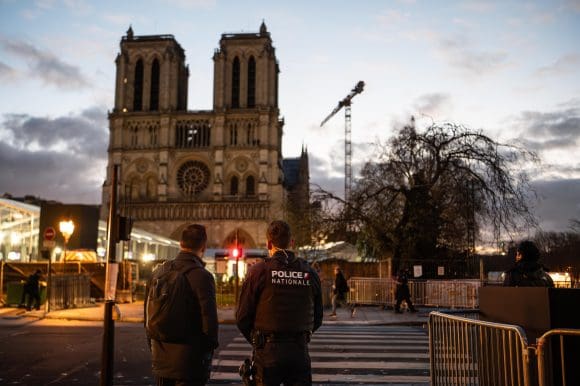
[176,160,210,196]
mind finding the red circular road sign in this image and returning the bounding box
[44,227,56,241]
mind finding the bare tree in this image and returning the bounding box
[314,119,539,269]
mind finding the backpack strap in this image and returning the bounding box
[173,260,202,294]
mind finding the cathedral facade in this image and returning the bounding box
[101,23,309,250]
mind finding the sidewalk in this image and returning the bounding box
[0,302,430,326]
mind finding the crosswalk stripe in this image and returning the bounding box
[213,359,428,370]
[314,332,427,338]
[217,349,429,359]
[211,372,429,384]
[227,343,427,350]
[233,337,428,344]
[211,326,430,384]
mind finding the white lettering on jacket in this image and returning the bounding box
[272,270,308,279]
[271,270,311,286]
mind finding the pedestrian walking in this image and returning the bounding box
[330,266,355,317]
[394,268,417,313]
[236,220,323,385]
[19,269,42,311]
[503,240,554,287]
[145,224,218,386]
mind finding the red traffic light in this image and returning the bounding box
[231,247,242,259]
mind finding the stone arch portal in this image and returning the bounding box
[224,228,256,250]
[169,225,257,250]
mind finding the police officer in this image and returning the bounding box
[236,220,323,386]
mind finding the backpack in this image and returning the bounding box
[145,260,199,343]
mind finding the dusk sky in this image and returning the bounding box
[1,0,579,236]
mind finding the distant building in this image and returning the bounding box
[101,23,309,250]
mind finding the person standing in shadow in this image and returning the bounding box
[19,270,42,311]
[394,268,417,313]
[330,266,355,317]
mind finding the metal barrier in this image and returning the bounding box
[424,280,481,308]
[536,329,580,386]
[429,311,532,386]
[429,311,580,386]
[347,278,481,308]
[49,274,92,310]
[347,277,397,305]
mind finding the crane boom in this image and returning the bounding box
[319,81,365,203]
[320,80,365,127]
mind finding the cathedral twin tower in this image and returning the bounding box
[101,23,309,250]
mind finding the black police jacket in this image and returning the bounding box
[236,250,323,343]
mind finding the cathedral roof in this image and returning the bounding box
[282,158,301,189]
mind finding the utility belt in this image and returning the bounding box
[251,330,311,348]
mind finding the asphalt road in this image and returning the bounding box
[0,318,240,386]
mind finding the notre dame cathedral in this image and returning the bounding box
[101,22,309,250]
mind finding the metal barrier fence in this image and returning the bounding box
[424,280,481,308]
[347,278,481,309]
[536,329,580,386]
[429,311,532,386]
[49,274,92,310]
[347,277,397,305]
[429,312,580,386]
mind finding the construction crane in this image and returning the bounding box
[320,80,365,202]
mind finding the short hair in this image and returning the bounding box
[517,240,540,262]
[267,220,291,249]
[181,224,207,250]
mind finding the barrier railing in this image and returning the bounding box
[424,280,481,308]
[429,311,532,386]
[536,329,580,386]
[347,278,481,309]
[49,274,92,310]
[347,277,397,305]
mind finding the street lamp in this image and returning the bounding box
[59,219,75,262]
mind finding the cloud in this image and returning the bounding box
[437,36,509,77]
[515,105,580,151]
[565,0,580,12]
[535,53,580,77]
[0,107,108,204]
[161,0,216,9]
[376,9,410,26]
[0,39,89,89]
[413,93,452,119]
[2,107,108,157]
[459,1,496,13]
[0,60,17,79]
[532,178,580,231]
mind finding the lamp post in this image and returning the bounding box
[59,220,75,264]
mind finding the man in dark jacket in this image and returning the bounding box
[503,240,554,287]
[330,266,355,317]
[236,220,323,386]
[394,268,417,313]
[19,269,42,311]
[146,224,219,386]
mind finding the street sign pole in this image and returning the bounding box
[46,254,51,313]
[43,227,56,314]
[100,165,118,386]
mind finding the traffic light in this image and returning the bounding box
[231,247,242,259]
[115,215,133,242]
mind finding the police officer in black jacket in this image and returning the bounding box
[236,220,323,386]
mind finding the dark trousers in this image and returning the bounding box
[395,287,415,312]
[155,376,206,386]
[20,288,40,310]
[254,340,312,386]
